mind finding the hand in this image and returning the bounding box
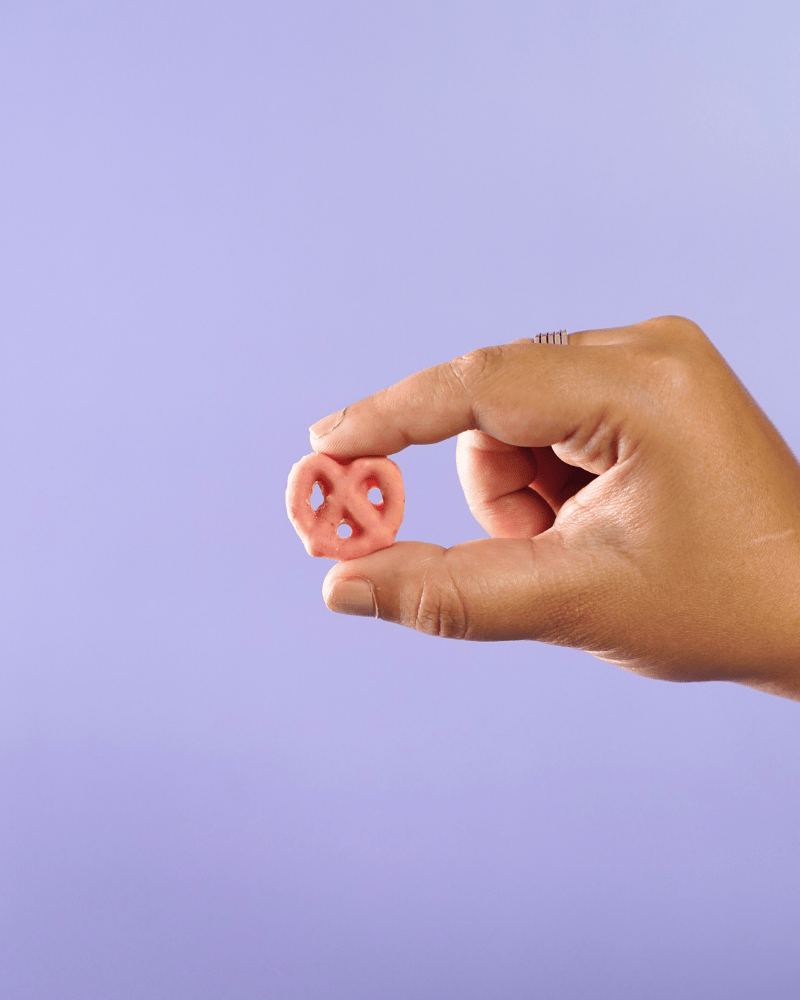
[309,317,800,701]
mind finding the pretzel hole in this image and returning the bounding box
[310,482,325,511]
[368,487,383,505]
[337,523,353,538]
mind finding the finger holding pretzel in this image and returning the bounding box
[298,316,800,702]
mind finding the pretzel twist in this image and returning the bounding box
[286,453,405,560]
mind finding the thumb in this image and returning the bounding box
[322,536,618,645]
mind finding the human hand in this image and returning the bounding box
[309,317,800,701]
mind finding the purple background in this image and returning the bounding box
[2,2,800,997]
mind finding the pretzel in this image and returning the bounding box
[286,453,404,560]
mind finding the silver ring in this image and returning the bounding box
[532,329,569,345]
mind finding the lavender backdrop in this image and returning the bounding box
[2,2,799,997]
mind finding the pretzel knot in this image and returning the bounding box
[286,453,405,560]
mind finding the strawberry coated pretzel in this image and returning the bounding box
[286,453,404,560]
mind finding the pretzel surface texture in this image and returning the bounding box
[286,453,404,560]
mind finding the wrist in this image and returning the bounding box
[739,536,800,701]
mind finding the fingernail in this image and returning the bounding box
[326,578,377,617]
[310,408,346,441]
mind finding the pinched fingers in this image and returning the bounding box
[308,317,800,698]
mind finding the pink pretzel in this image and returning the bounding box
[286,453,405,560]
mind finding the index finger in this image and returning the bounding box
[308,333,626,458]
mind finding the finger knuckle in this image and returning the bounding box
[558,411,622,472]
[663,315,708,344]
[641,351,697,409]
[447,345,506,395]
[619,332,699,413]
[410,572,469,640]
[641,315,707,346]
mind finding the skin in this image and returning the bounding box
[309,317,800,702]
